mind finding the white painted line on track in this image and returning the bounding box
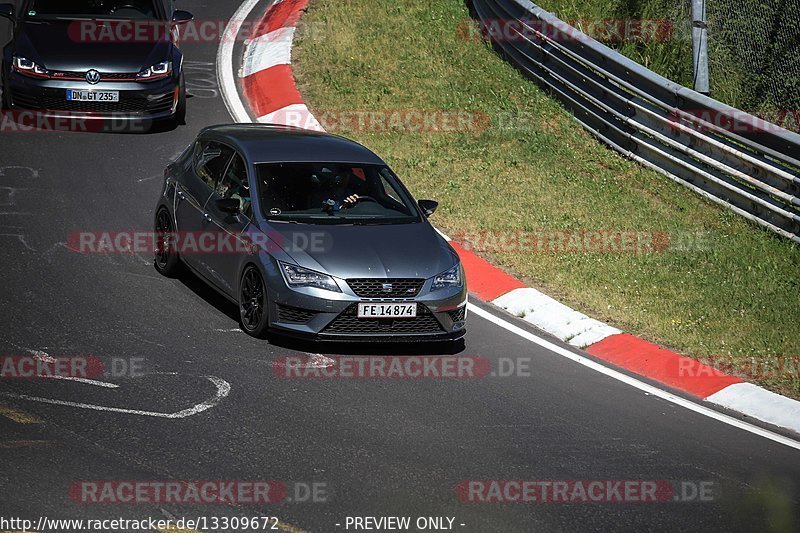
[271,354,335,369]
[28,350,119,388]
[43,376,119,388]
[468,303,800,451]
[0,376,231,419]
[26,349,54,361]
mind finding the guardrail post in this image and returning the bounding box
[692,0,710,95]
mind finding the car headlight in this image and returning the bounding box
[137,61,172,81]
[279,261,341,292]
[431,263,463,291]
[12,56,48,77]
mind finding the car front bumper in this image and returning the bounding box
[5,71,179,121]
[265,276,468,343]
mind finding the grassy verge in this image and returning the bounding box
[293,0,800,397]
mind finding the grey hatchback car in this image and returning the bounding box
[154,124,467,342]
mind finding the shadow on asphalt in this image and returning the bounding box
[175,267,241,323]
[267,334,467,357]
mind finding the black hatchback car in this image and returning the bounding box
[0,0,193,125]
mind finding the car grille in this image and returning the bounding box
[447,306,467,322]
[346,278,425,299]
[323,304,444,335]
[10,92,41,109]
[276,304,318,324]
[12,92,173,114]
[51,71,137,81]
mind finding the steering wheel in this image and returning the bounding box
[353,195,378,203]
[110,4,148,14]
[342,195,378,209]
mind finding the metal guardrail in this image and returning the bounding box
[472,0,800,244]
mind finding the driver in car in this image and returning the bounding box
[313,170,363,212]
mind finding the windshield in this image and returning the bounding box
[257,163,422,225]
[24,0,160,20]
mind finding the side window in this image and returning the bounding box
[377,168,412,215]
[213,153,252,217]
[194,141,233,191]
[379,175,402,204]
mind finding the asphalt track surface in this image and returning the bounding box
[1,2,799,532]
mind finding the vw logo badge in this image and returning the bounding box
[382,283,393,292]
[85,69,101,84]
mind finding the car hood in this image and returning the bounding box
[14,21,171,73]
[269,221,459,280]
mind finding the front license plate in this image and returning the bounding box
[357,303,417,318]
[66,90,120,102]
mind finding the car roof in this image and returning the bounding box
[199,124,386,166]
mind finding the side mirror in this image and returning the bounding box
[0,3,14,20]
[418,199,438,218]
[172,10,194,24]
[216,198,240,214]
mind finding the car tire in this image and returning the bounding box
[172,73,187,127]
[239,265,270,339]
[154,207,181,277]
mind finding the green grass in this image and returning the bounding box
[538,0,694,89]
[293,0,800,397]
